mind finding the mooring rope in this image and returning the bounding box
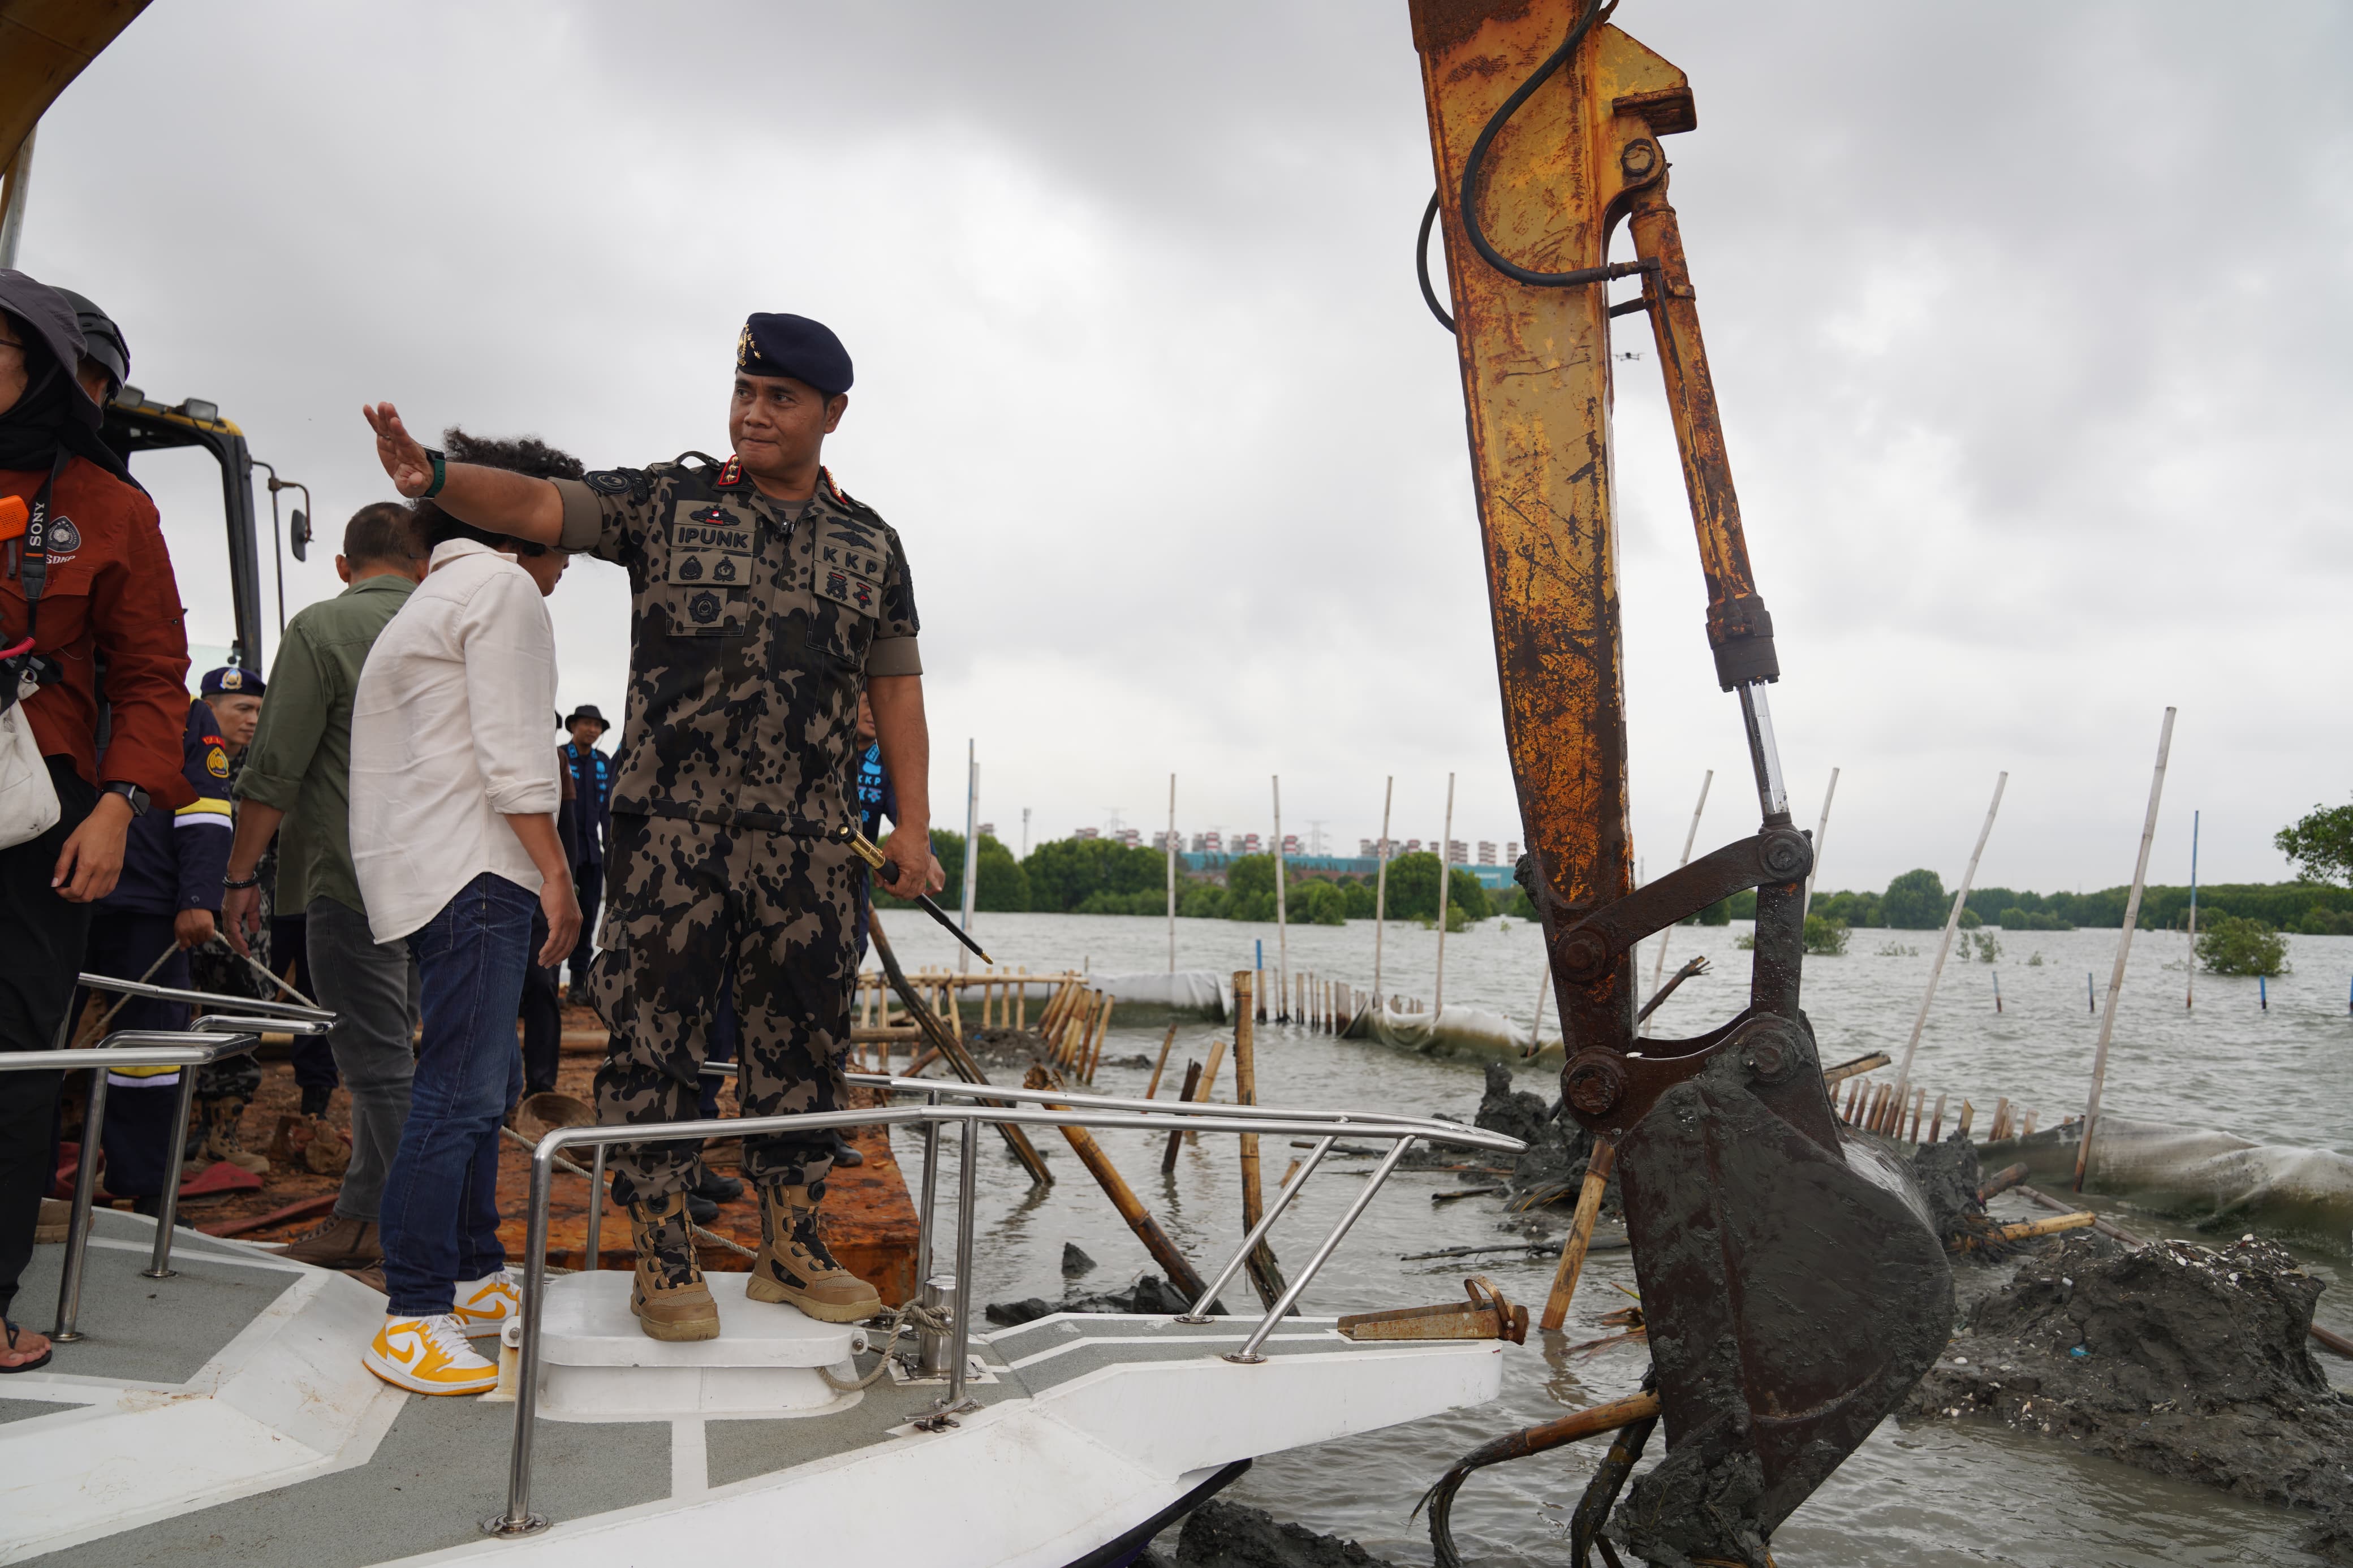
[818,1298,955,1392]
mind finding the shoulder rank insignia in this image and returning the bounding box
[716,455,744,489]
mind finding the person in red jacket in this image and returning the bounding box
[0,272,195,1373]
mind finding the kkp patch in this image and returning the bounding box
[46,518,79,552]
[206,745,230,779]
[689,591,721,626]
[820,568,879,616]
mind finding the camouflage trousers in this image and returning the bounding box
[591,811,859,1203]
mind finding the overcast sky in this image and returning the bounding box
[16,1,2351,895]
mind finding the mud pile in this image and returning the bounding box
[1906,1233,2353,1561]
[1906,1130,1984,1242]
[1474,1062,1601,1208]
[1140,1501,1391,1567]
[984,1272,1212,1325]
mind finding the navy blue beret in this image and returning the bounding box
[200,665,264,698]
[736,313,853,396]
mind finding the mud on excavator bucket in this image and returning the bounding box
[1406,2,1953,1562]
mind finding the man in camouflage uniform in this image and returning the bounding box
[362,312,939,1340]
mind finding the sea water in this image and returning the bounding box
[877,912,2353,1566]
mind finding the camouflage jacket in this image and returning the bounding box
[553,456,920,836]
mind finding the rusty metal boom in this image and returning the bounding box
[1407,3,1953,1562]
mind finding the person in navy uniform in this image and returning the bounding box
[558,705,611,1005]
[81,688,234,1211]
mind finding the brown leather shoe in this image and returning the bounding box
[279,1215,381,1269]
[628,1192,719,1342]
[746,1182,881,1323]
[34,1198,68,1245]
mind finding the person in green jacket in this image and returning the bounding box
[221,502,426,1269]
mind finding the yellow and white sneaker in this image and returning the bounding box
[452,1268,521,1337]
[364,1313,498,1395]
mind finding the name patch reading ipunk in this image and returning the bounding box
[667,500,757,589]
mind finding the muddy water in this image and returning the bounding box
[874,912,2353,1565]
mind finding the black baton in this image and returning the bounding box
[838,824,992,964]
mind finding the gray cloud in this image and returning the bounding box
[15,0,2348,895]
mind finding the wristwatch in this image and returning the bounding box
[102,781,150,817]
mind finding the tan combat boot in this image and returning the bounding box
[746,1182,882,1323]
[628,1191,720,1342]
[200,1098,270,1176]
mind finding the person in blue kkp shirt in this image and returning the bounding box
[80,681,234,1211]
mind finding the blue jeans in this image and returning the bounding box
[379,873,534,1318]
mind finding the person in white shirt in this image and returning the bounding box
[347,448,582,1397]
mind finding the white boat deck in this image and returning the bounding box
[2,1210,1504,1568]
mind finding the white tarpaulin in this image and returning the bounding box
[1985,1114,2353,1255]
[1091,971,1228,1018]
[1341,1001,1563,1064]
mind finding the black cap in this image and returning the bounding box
[0,270,98,426]
[565,705,608,731]
[736,313,852,396]
[51,288,127,398]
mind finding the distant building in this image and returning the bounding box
[1448,839,1468,865]
[1404,838,1422,854]
[1198,831,1219,853]
[978,822,995,839]
[1073,826,1100,841]
[1506,840,1520,863]
[1477,841,1497,865]
[1281,834,1299,856]
[1359,838,1374,856]
[1239,832,1263,854]
[1115,828,1141,848]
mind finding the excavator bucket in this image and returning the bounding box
[1405,3,1953,1562]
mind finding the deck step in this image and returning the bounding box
[536,1271,866,1419]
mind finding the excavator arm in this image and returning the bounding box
[1408,3,1953,1562]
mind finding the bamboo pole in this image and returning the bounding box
[1167,773,1178,975]
[1538,1142,1617,1332]
[1186,1036,1229,1148]
[2076,707,2177,1193]
[1434,773,1456,1011]
[1976,1162,2029,1202]
[1025,1066,1208,1299]
[1144,1022,1178,1099]
[958,741,979,975]
[1802,766,1840,920]
[1956,1100,1974,1140]
[1272,775,1289,1022]
[1161,1059,1203,1173]
[1230,971,1285,1307]
[1992,1212,2096,1243]
[1083,996,1113,1082]
[1016,966,1028,1030]
[1894,771,2009,1099]
[1372,776,1394,1003]
[1641,770,1712,1038]
[2185,807,2200,1010]
[867,917,1053,1187]
[1906,1086,1925,1142]
[1927,1091,1946,1144]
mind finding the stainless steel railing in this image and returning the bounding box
[488,1085,1522,1539]
[0,973,335,1337]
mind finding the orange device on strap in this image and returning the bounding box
[0,496,27,540]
